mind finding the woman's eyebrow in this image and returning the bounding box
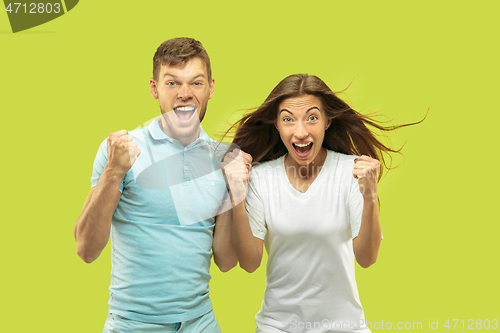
[306,106,320,113]
[279,106,319,114]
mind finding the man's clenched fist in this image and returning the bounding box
[220,149,253,206]
[106,130,141,177]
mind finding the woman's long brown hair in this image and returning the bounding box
[226,74,423,180]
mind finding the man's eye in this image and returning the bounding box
[167,82,176,86]
[193,82,202,86]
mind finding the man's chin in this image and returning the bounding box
[163,121,200,141]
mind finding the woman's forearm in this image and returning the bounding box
[353,197,382,268]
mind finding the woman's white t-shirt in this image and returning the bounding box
[247,150,372,333]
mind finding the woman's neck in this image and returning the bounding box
[284,148,327,180]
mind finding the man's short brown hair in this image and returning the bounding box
[152,37,212,82]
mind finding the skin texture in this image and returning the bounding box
[276,95,331,193]
[351,155,382,268]
[149,58,215,147]
[225,94,382,272]
[75,57,237,272]
[74,130,141,263]
[220,149,260,273]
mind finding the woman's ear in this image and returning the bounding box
[326,118,332,130]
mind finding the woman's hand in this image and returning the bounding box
[352,155,382,268]
[352,155,380,200]
[220,149,253,206]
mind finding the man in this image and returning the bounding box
[74,38,237,332]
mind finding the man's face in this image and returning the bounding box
[150,57,215,145]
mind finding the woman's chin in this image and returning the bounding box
[287,150,316,166]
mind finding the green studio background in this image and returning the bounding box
[1,1,498,332]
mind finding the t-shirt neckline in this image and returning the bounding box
[279,150,331,198]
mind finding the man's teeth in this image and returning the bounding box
[295,142,311,147]
[175,106,196,112]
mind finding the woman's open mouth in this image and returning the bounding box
[292,142,313,158]
[173,105,197,122]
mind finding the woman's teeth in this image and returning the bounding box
[293,142,313,154]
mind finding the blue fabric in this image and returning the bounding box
[102,310,221,333]
[91,118,228,323]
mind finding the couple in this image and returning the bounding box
[74,37,387,333]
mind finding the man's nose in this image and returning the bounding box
[177,84,193,100]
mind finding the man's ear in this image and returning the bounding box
[149,78,158,99]
[208,77,215,100]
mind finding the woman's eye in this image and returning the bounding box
[309,115,318,121]
[283,117,292,123]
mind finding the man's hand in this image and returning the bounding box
[106,130,141,177]
[220,149,253,206]
[352,155,380,200]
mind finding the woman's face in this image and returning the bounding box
[276,95,331,166]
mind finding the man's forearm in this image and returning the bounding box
[213,205,238,272]
[74,168,122,263]
[232,201,262,273]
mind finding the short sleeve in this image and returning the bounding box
[90,138,125,192]
[348,173,364,239]
[246,171,266,240]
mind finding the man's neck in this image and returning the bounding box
[159,119,201,147]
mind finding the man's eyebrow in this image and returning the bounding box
[162,73,206,80]
[191,74,206,80]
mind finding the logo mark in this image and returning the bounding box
[4,1,79,33]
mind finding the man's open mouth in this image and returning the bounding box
[173,105,196,122]
[292,142,313,157]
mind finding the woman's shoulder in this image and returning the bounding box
[249,155,284,181]
[252,155,284,171]
[327,150,358,165]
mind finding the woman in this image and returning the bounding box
[221,74,414,333]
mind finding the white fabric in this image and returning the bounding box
[247,150,371,333]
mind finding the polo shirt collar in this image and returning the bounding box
[148,117,211,147]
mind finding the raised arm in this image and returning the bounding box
[74,130,140,263]
[231,200,264,273]
[352,155,382,268]
[221,149,263,273]
[212,201,238,272]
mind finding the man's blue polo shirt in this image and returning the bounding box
[91,118,228,323]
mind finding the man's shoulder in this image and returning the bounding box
[207,139,230,163]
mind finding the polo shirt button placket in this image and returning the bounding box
[183,147,189,184]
